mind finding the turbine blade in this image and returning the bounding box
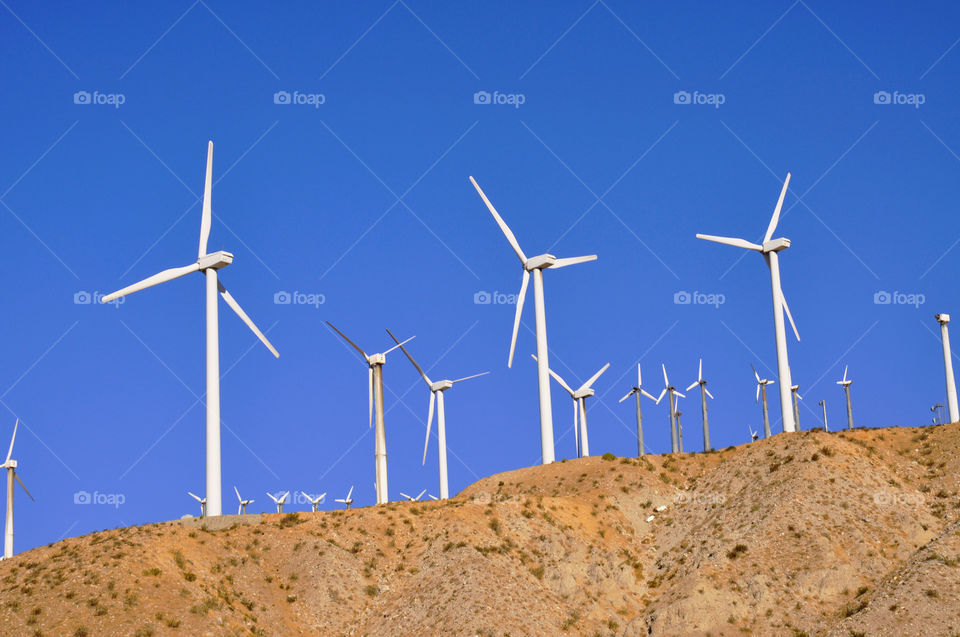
[234,486,241,502]
[674,391,686,399]
[641,389,657,401]
[550,255,597,269]
[579,363,610,391]
[698,358,703,382]
[618,388,636,403]
[752,364,760,383]
[347,486,354,499]
[508,270,529,368]
[400,493,411,500]
[422,391,435,465]
[531,354,574,395]
[14,472,33,501]
[417,489,426,500]
[5,418,17,464]
[655,388,666,404]
[469,176,527,263]
[843,365,848,382]
[763,172,791,244]
[662,364,668,388]
[451,371,490,383]
[383,335,415,357]
[218,282,279,357]
[199,141,213,258]
[686,382,698,392]
[637,363,642,387]
[780,286,800,341]
[368,366,374,428]
[188,492,201,501]
[695,234,763,251]
[325,322,367,358]
[386,328,431,385]
[101,262,201,302]
[705,388,715,400]
[756,384,760,403]
[573,398,579,453]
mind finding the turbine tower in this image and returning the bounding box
[102,141,279,517]
[675,397,684,453]
[618,364,657,457]
[335,486,354,509]
[837,366,854,429]
[697,173,800,433]
[301,491,326,512]
[326,322,413,505]
[686,359,715,452]
[234,486,254,514]
[935,314,959,423]
[818,400,828,432]
[266,491,289,514]
[2,420,33,559]
[654,365,685,453]
[388,330,487,500]
[790,384,803,431]
[753,365,775,438]
[531,355,609,458]
[187,492,206,517]
[470,177,597,464]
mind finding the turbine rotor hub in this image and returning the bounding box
[761,238,790,253]
[197,250,234,270]
[524,254,556,270]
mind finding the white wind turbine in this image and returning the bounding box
[234,486,254,515]
[790,384,803,431]
[654,365,685,453]
[618,364,657,457]
[470,177,597,465]
[267,491,289,514]
[837,366,854,429]
[935,314,959,423]
[326,323,414,505]
[187,492,206,517]
[102,142,279,517]
[753,365,775,438]
[388,330,488,500]
[748,424,759,442]
[686,359,715,452]
[335,486,355,509]
[301,491,326,512]
[531,355,609,458]
[3,420,33,560]
[697,173,800,433]
[400,489,427,502]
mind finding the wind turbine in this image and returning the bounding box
[301,491,326,512]
[266,491,289,514]
[470,176,597,464]
[753,365,775,439]
[388,330,488,500]
[818,400,828,432]
[790,384,803,431]
[2,420,33,559]
[399,490,427,502]
[326,322,414,505]
[234,486,254,515]
[618,364,657,457]
[935,314,959,423]
[654,365,684,453]
[837,366,854,429]
[102,141,279,517]
[748,424,759,442]
[531,355,608,458]
[187,492,206,518]
[335,486,355,510]
[697,173,800,433]
[686,359,715,452]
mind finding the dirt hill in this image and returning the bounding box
[1,423,958,636]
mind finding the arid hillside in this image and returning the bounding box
[1,423,958,636]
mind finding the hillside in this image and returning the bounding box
[1,423,958,636]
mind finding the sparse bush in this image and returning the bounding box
[727,544,748,560]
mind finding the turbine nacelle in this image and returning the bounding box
[429,380,454,392]
[573,388,595,399]
[367,353,386,366]
[761,238,790,253]
[197,250,234,270]
[523,254,557,271]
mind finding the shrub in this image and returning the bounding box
[726,544,748,559]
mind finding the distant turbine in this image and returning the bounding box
[399,490,427,502]
[234,486,254,515]
[3,420,33,559]
[187,492,207,518]
[836,366,854,429]
[301,491,326,512]
[102,142,280,517]
[654,365,685,453]
[748,424,759,442]
[935,314,959,423]
[618,364,657,457]
[428,494,439,501]
[266,491,289,514]
[697,173,800,433]
[531,355,609,458]
[470,176,598,464]
[326,322,414,505]
[752,365,775,439]
[335,486,355,509]
[388,330,488,500]
[818,400,828,432]
[686,359,715,452]
[790,384,803,431]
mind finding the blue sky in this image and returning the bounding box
[2,0,960,551]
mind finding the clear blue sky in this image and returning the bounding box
[2,1,959,551]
